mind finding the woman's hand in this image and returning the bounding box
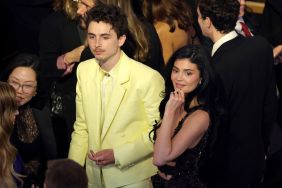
[64,45,85,65]
[273,45,282,64]
[158,161,176,180]
[165,89,185,113]
[158,170,173,180]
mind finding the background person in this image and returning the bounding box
[39,0,86,158]
[44,159,87,188]
[142,0,194,64]
[197,0,277,187]
[0,82,21,188]
[3,54,57,188]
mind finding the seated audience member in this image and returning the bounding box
[44,159,87,188]
[2,53,57,188]
[0,81,21,188]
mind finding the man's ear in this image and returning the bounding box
[205,17,212,29]
[118,34,126,47]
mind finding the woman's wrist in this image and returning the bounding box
[56,54,67,70]
[63,53,72,65]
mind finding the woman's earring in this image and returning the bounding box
[199,80,202,85]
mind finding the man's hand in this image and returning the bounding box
[88,149,115,167]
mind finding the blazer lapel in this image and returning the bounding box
[101,53,130,140]
[86,65,103,148]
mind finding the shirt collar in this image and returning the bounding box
[235,17,244,31]
[211,31,238,56]
[98,51,123,79]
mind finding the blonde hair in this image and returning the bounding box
[53,0,78,20]
[0,82,20,188]
[99,0,149,62]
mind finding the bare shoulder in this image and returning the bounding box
[154,21,170,32]
[186,109,210,131]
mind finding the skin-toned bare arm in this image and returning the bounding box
[273,45,282,64]
[153,90,210,166]
[64,45,86,65]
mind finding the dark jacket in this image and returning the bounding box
[211,35,277,188]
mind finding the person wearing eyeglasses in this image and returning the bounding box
[2,53,57,188]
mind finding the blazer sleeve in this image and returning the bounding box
[262,43,278,151]
[114,71,164,169]
[68,68,89,166]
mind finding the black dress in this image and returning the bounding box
[11,105,46,187]
[11,103,57,188]
[153,106,209,188]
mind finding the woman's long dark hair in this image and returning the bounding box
[159,45,216,118]
[154,45,227,183]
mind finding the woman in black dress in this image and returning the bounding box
[151,45,225,188]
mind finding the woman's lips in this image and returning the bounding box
[175,83,185,88]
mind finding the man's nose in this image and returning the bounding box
[95,38,102,47]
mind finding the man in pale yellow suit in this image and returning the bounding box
[68,4,164,188]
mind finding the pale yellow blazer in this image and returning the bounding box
[69,52,164,188]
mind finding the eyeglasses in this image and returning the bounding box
[8,80,37,94]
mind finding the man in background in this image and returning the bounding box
[197,0,277,187]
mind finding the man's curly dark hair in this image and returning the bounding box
[197,0,240,33]
[86,3,128,38]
